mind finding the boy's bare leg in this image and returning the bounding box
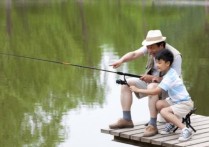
[160,107,185,129]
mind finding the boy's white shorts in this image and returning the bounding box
[166,98,194,117]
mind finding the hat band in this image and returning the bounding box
[145,36,163,42]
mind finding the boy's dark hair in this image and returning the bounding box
[155,49,174,66]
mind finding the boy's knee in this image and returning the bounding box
[160,108,168,116]
[147,83,158,89]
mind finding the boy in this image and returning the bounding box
[130,49,194,141]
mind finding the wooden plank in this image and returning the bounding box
[114,136,159,147]
[119,122,163,139]
[176,137,209,147]
[120,128,145,139]
[191,115,209,121]
[188,141,209,147]
[162,125,209,147]
[101,114,209,147]
[174,132,209,147]
[101,125,144,136]
[100,115,208,136]
[110,121,163,137]
[140,124,169,143]
[130,131,144,141]
[151,130,181,146]
[190,114,205,119]
[151,119,209,146]
[101,128,111,134]
[127,122,165,141]
[150,115,209,146]
[130,123,165,141]
[109,123,145,136]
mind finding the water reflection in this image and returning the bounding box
[153,0,209,6]
[0,0,209,147]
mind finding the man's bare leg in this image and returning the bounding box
[143,83,159,137]
[148,83,159,126]
[109,79,136,129]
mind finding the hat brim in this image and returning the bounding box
[142,37,166,46]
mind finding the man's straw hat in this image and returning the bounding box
[142,30,166,46]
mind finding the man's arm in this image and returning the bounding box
[172,55,182,76]
[110,47,145,69]
[130,85,162,95]
[166,43,182,76]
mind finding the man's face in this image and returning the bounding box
[147,44,163,57]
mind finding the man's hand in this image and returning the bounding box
[140,75,153,83]
[109,60,123,69]
[152,77,162,83]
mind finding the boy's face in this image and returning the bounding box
[156,59,170,72]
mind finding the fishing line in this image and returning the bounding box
[0,52,141,78]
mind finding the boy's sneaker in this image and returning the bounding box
[160,123,175,135]
[178,127,193,142]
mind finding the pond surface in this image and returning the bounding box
[0,0,209,147]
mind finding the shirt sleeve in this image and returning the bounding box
[138,46,148,56]
[158,79,169,91]
[158,72,173,91]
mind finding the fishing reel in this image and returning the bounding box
[116,79,127,85]
[116,75,129,86]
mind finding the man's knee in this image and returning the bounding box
[147,83,159,101]
[156,100,164,111]
[121,84,130,91]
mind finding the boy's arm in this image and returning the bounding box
[130,85,162,95]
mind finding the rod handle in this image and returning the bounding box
[116,72,141,78]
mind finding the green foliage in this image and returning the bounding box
[0,0,208,146]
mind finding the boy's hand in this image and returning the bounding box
[130,85,140,93]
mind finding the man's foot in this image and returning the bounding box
[178,127,194,142]
[143,125,158,137]
[160,123,175,135]
[109,118,134,129]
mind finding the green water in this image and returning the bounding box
[0,0,209,147]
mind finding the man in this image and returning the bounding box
[109,30,182,137]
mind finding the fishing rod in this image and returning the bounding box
[0,52,141,82]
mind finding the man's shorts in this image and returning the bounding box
[166,98,194,118]
[127,77,168,100]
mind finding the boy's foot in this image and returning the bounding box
[109,118,134,129]
[160,123,175,135]
[178,127,193,142]
[143,125,158,137]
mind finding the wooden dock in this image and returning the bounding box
[101,114,209,147]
